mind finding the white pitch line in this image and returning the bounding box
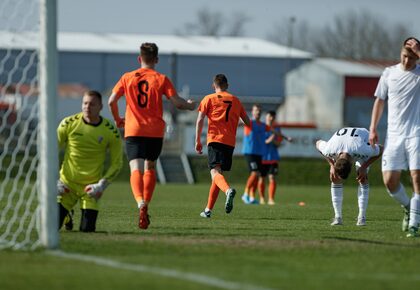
[46,250,278,290]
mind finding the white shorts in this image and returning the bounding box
[382,136,420,171]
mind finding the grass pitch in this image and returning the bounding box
[1,182,419,290]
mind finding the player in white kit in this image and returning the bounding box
[316,128,383,226]
[369,37,420,237]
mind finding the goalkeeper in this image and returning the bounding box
[57,90,123,232]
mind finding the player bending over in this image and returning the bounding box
[316,127,383,226]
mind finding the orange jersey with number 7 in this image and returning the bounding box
[112,67,177,138]
[198,91,247,147]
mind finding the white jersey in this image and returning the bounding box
[318,127,380,163]
[374,64,420,137]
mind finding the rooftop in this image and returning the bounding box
[314,58,387,77]
[0,30,313,58]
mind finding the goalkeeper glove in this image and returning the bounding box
[84,179,108,200]
[57,180,70,195]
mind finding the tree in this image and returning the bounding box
[175,8,250,37]
[268,10,411,60]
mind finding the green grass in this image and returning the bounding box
[1,182,419,290]
[188,156,413,186]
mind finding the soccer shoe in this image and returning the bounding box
[241,193,250,204]
[268,199,276,206]
[225,188,236,214]
[249,198,259,205]
[200,210,211,218]
[64,209,74,231]
[139,205,150,229]
[406,227,419,238]
[402,209,410,232]
[330,217,343,226]
[356,216,366,226]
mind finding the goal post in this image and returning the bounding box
[0,0,58,250]
[39,0,59,249]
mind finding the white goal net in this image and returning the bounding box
[0,0,58,250]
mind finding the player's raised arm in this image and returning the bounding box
[405,37,420,58]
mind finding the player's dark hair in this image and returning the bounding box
[85,90,102,103]
[403,37,420,46]
[213,74,228,89]
[267,110,276,118]
[140,42,159,63]
[334,158,352,180]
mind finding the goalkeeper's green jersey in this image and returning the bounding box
[58,112,123,185]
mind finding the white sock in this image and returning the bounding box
[408,193,420,228]
[138,201,145,208]
[387,184,410,209]
[358,184,369,218]
[331,183,343,218]
[205,207,211,213]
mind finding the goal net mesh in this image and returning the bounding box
[0,0,42,250]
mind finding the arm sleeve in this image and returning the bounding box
[317,140,328,156]
[239,103,247,120]
[198,97,208,114]
[103,130,123,182]
[112,75,125,96]
[374,69,389,100]
[360,143,381,158]
[162,76,177,99]
[57,118,68,149]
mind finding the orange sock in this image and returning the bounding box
[258,178,265,200]
[213,173,230,193]
[249,176,259,199]
[143,169,156,203]
[130,170,143,204]
[206,181,220,210]
[269,179,276,201]
[245,173,258,194]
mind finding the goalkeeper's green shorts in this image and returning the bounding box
[57,178,99,211]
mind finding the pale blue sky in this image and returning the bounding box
[58,0,420,39]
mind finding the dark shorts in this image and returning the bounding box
[245,154,262,172]
[207,142,235,171]
[260,163,278,177]
[125,136,163,161]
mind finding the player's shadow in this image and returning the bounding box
[323,236,418,248]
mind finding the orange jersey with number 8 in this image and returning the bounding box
[112,68,176,138]
[198,91,247,147]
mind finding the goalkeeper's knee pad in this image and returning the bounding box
[80,209,98,232]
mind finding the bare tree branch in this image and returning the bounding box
[175,8,250,37]
[268,10,412,60]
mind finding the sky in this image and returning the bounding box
[58,0,420,41]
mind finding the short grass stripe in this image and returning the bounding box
[47,250,278,290]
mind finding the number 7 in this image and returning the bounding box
[223,101,232,122]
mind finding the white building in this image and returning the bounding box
[280,58,392,133]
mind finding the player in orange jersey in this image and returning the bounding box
[108,42,195,229]
[195,74,250,218]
